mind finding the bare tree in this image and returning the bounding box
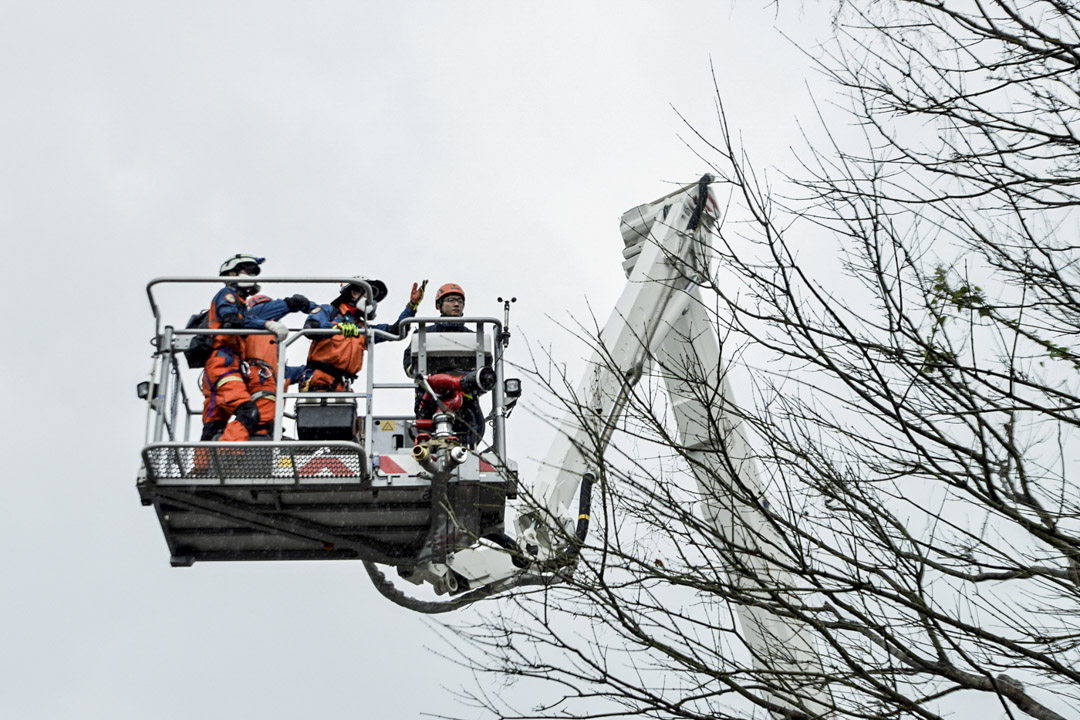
[441,2,1080,719]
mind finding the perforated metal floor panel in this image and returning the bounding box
[142,441,368,485]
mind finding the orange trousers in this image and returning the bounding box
[201,349,255,442]
[246,361,279,437]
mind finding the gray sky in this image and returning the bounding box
[0,3,830,718]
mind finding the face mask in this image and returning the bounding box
[236,270,258,290]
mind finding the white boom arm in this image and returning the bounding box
[447,178,829,715]
[658,286,831,716]
[517,182,715,549]
[446,185,714,587]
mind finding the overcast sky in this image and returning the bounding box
[0,3,835,718]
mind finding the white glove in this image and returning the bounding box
[264,320,289,342]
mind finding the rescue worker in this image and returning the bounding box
[243,293,314,438]
[403,283,488,447]
[300,278,427,393]
[200,254,267,441]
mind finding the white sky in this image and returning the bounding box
[0,3,835,718]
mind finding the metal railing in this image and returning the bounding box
[142,277,511,470]
[397,316,507,461]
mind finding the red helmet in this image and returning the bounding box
[434,282,465,308]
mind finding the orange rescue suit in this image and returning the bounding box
[200,286,255,442]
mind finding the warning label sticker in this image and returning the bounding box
[380,420,396,431]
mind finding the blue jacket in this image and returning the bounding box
[245,296,315,381]
[243,297,296,328]
[208,285,249,354]
[211,285,248,327]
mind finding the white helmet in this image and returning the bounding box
[219,254,264,276]
[220,254,263,293]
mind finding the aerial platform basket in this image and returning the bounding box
[138,440,513,567]
[138,276,517,573]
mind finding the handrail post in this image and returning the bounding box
[168,353,182,441]
[152,326,174,443]
[143,355,160,446]
[183,404,192,441]
[492,331,507,464]
[273,331,288,441]
[363,326,375,468]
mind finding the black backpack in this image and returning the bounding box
[183,310,214,369]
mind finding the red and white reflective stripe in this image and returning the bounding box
[379,456,409,475]
[374,454,502,477]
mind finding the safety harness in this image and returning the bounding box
[303,360,358,391]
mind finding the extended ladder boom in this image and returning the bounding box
[515,176,832,717]
[517,178,716,553]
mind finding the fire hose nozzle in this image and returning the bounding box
[449,446,468,465]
